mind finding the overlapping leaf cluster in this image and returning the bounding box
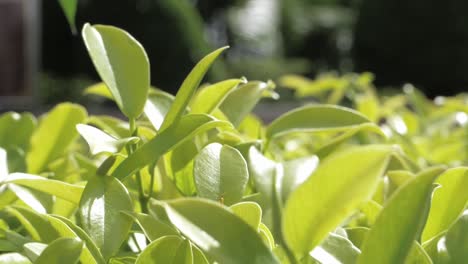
[0,24,467,264]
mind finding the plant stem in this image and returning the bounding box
[128,118,148,213]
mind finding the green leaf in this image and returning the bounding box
[309,233,360,264]
[230,202,262,229]
[266,105,373,140]
[82,23,150,118]
[4,173,84,204]
[358,166,445,264]
[422,167,468,242]
[219,81,273,127]
[190,79,245,114]
[84,82,113,100]
[445,212,468,263]
[112,114,232,180]
[0,148,7,183]
[135,236,183,264]
[4,206,58,242]
[422,232,448,263]
[58,0,77,33]
[35,238,83,264]
[26,103,87,174]
[123,212,179,241]
[0,253,31,264]
[192,244,209,264]
[194,143,249,205]
[0,112,36,150]
[76,124,139,155]
[160,47,228,131]
[155,198,279,264]
[173,239,193,264]
[282,145,394,259]
[345,227,369,249]
[405,242,432,264]
[22,242,47,262]
[280,155,319,203]
[50,215,106,264]
[79,176,134,261]
[144,90,176,130]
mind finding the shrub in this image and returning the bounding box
[0,23,466,264]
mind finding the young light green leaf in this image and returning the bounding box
[194,143,249,205]
[135,236,183,264]
[144,90,176,130]
[230,202,262,229]
[23,242,47,262]
[160,47,228,131]
[422,167,468,242]
[58,0,78,33]
[84,82,113,100]
[82,23,150,118]
[358,166,445,264]
[79,176,134,261]
[26,103,87,174]
[0,253,31,264]
[283,145,394,259]
[173,239,193,264]
[309,233,360,264]
[112,114,232,180]
[192,243,210,264]
[280,155,319,203]
[0,112,36,150]
[4,173,84,204]
[122,212,179,241]
[50,215,106,264]
[190,79,245,114]
[266,105,372,140]
[405,242,432,264]
[219,81,273,127]
[76,124,139,155]
[0,148,7,183]
[156,198,279,264]
[35,237,83,264]
[445,211,468,263]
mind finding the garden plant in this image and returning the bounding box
[0,22,467,264]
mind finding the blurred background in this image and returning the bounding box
[1,0,468,108]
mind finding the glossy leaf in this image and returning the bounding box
[190,79,245,114]
[194,143,249,205]
[4,173,84,204]
[82,23,150,118]
[230,202,262,229]
[112,114,232,180]
[123,212,179,241]
[26,103,87,174]
[156,198,279,264]
[79,176,134,261]
[50,215,106,264]
[22,242,47,262]
[144,90,176,130]
[0,253,31,264]
[219,81,273,127]
[358,166,445,264]
[135,236,183,264]
[266,105,372,140]
[160,47,228,131]
[283,145,393,259]
[76,124,139,155]
[280,155,319,203]
[445,211,468,263]
[422,167,468,242]
[309,233,360,264]
[35,238,83,264]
